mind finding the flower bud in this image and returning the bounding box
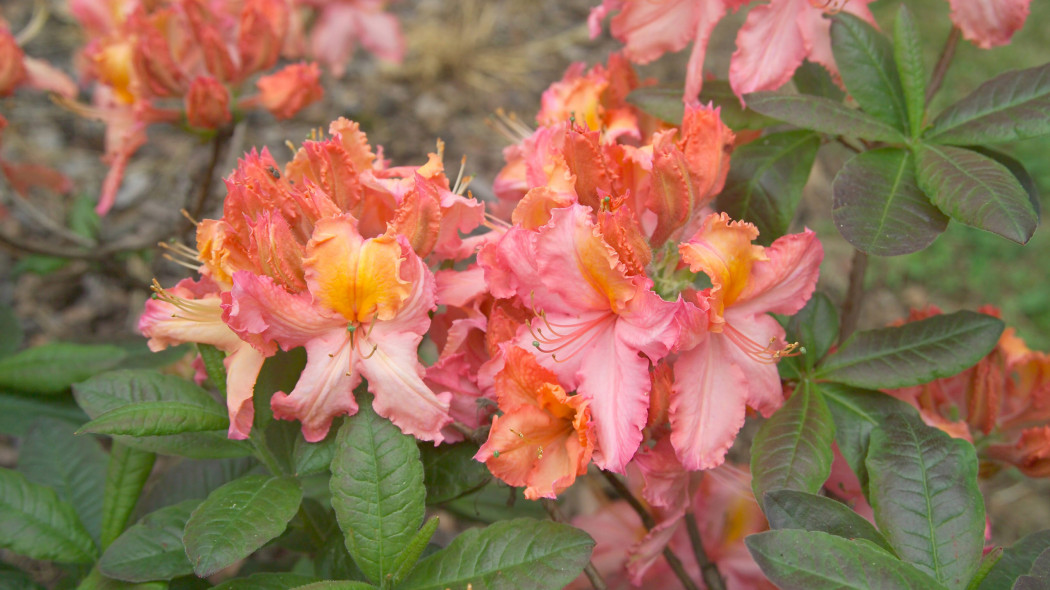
[0,28,28,96]
[185,76,231,129]
[256,62,323,120]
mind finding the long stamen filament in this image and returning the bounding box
[723,323,803,364]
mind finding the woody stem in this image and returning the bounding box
[838,248,868,343]
[600,471,701,590]
[685,511,726,590]
[926,27,961,106]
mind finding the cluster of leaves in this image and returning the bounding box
[0,311,594,589]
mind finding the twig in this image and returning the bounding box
[838,249,869,343]
[684,512,725,590]
[926,27,961,106]
[599,471,700,590]
[182,125,235,235]
[542,499,607,590]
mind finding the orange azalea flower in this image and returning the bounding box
[254,62,324,120]
[475,346,595,499]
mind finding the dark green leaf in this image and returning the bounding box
[746,529,948,590]
[978,531,1050,590]
[330,398,426,584]
[196,344,227,396]
[832,148,948,256]
[79,401,229,436]
[818,310,1004,389]
[420,441,491,504]
[441,481,548,524]
[137,456,259,516]
[744,92,905,142]
[968,147,1041,218]
[391,516,440,585]
[927,62,1050,145]
[750,381,835,506]
[292,418,341,476]
[210,573,317,590]
[627,83,777,130]
[893,5,926,137]
[75,568,166,590]
[866,414,985,589]
[19,418,107,544]
[399,519,594,590]
[291,579,377,583]
[831,12,908,130]
[0,467,96,563]
[793,61,845,101]
[0,562,44,590]
[967,547,1002,590]
[0,391,87,436]
[183,475,303,577]
[0,302,23,358]
[786,292,839,369]
[110,340,189,371]
[73,370,249,459]
[100,444,156,549]
[0,343,128,394]
[98,500,199,582]
[252,348,307,431]
[11,255,68,277]
[819,383,919,493]
[1015,549,1050,590]
[763,490,894,554]
[915,144,1037,244]
[716,130,821,245]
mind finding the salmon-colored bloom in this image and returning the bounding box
[185,76,231,129]
[255,62,324,120]
[475,347,595,499]
[292,0,404,76]
[947,0,1031,49]
[671,213,822,470]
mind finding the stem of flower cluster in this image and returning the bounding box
[926,27,961,106]
[838,249,869,344]
[684,511,725,590]
[542,499,608,590]
[599,471,702,590]
[249,429,288,477]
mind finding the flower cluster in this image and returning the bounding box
[141,118,483,443]
[588,0,1032,101]
[887,306,1050,478]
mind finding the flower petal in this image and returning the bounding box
[947,0,1031,49]
[732,228,823,318]
[271,330,360,442]
[729,0,807,98]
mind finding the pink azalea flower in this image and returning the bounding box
[946,0,1031,49]
[480,203,679,472]
[588,0,877,101]
[293,0,404,76]
[670,212,822,470]
[222,215,452,443]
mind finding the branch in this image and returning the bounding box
[542,499,607,590]
[838,249,869,343]
[684,512,725,590]
[926,27,961,106]
[599,471,700,590]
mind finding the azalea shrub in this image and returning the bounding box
[2,1,1050,590]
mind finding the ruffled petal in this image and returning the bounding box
[610,0,704,64]
[223,271,337,355]
[732,228,823,318]
[729,0,807,98]
[271,330,360,442]
[683,0,728,100]
[224,344,267,439]
[948,0,1031,49]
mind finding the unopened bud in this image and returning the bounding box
[185,76,231,129]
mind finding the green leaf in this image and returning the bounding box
[210,573,317,590]
[183,474,303,577]
[832,148,948,256]
[793,61,845,101]
[137,456,259,515]
[73,370,250,459]
[19,418,107,544]
[819,383,919,493]
[100,443,156,549]
[0,302,24,358]
[112,340,190,371]
[79,401,229,436]
[0,467,97,563]
[0,562,44,590]
[866,414,985,589]
[762,490,894,554]
[399,519,594,590]
[98,500,199,582]
[915,143,1037,244]
[252,348,307,431]
[969,147,1041,218]
[197,343,227,396]
[0,343,128,394]
[744,92,906,142]
[966,547,1003,590]
[817,310,1004,389]
[893,5,926,137]
[715,130,821,245]
[420,441,491,505]
[0,391,87,436]
[750,381,835,507]
[746,529,948,590]
[927,62,1050,145]
[69,195,101,241]
[830,12,908,131]
[329,398,426,584]
[291,579,377,583]
[978,531,1050,590]
[786,292,839,369]
[75,568,166,590]
[391,516,440,585]
[441,481,548,524]
[292,424,338,477]
[626,83,777,130]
